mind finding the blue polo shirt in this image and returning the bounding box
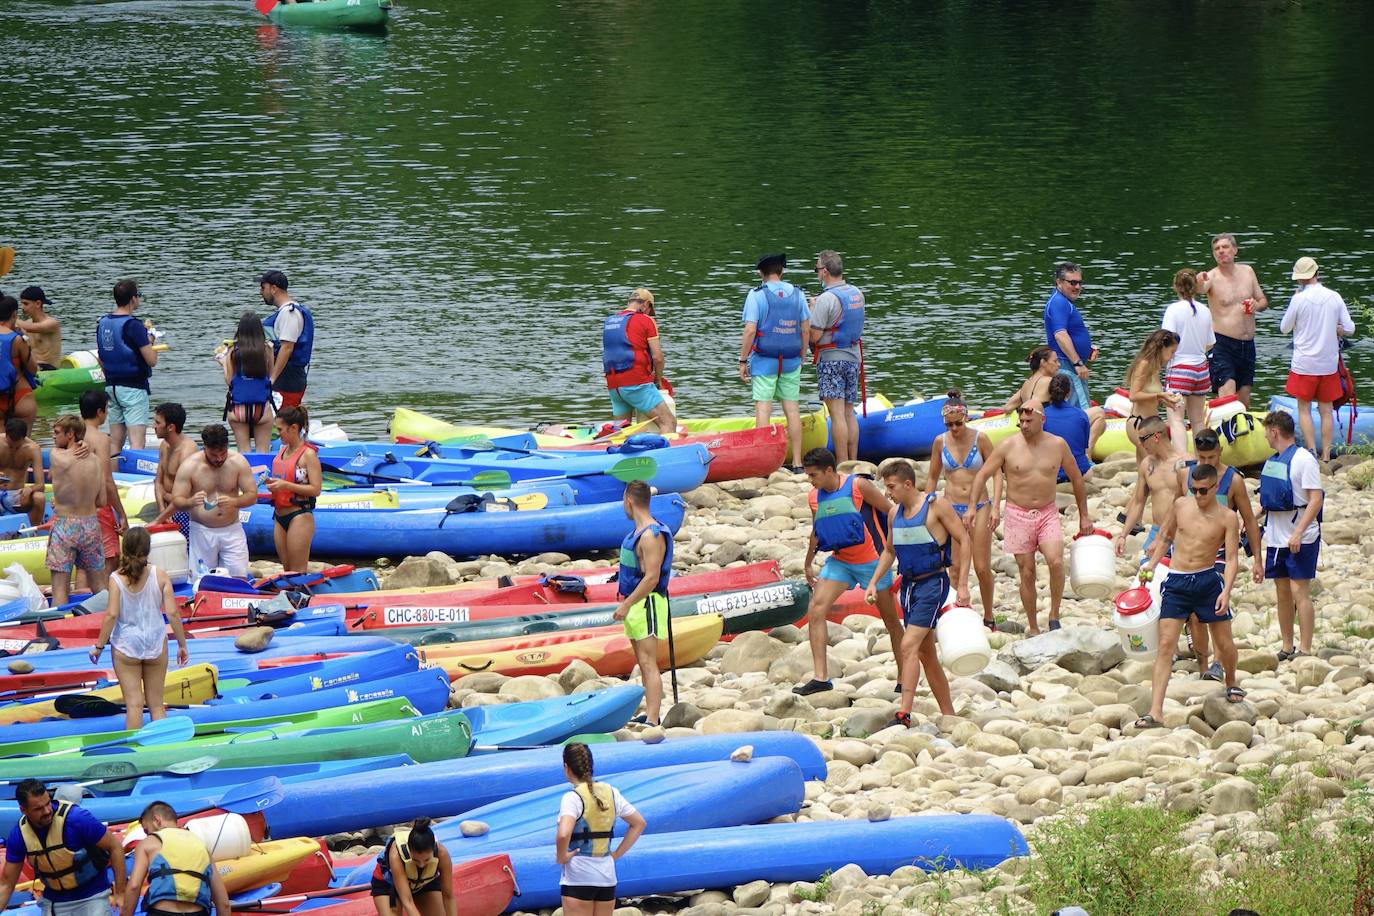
[1043,401,1092,481]
[1044,289,1091,363]
[5,805,111,902]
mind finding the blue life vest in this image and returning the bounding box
[891,494,951,579]
[751,281,805,359]
[813,475,868,553]
[229,350,272,406]
[0,330,37,395]
[1259,444,1300,513]
[617,520,673,599]
[96,313,147,382]
[264,302,314,367]
[602,311,638,374]
[144,828,213,912]
[819,283,864,349]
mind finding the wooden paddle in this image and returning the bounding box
[0,247,13,279]
[31,714,195,757]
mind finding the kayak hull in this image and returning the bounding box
[458,684,643,748]
[266,0,390,30]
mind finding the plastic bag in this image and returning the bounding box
[5,563,45,614]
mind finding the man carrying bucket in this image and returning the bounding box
[866,459,966,727]
[1134,463,1243,730]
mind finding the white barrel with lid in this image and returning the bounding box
[1069,528,1117,600]
[186,813,252,861]
[1104,387,1133,418]
[1206,395,1245,429]
[148,529,190,584]
[59,350,100,370]
[935,603,993,676]
[1113,585,1161,659]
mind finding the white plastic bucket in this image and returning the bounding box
[187,813,252,861]
[149,530,190,584]
[1206,395,1245,429]
[1069,528,1117,600]
[59,350,100,370]
[1113,586,1161,659]
[1104,387,1132,418]
[935,604,993,676]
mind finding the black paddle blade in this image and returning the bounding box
[81,760,140,795]
[55,694,124,719]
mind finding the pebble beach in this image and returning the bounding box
[268,454,1374,915]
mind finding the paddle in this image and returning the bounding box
[0,598,34,625]
[233,884,371,912]
[185,775,284,817]
[54,693,194,720]
[80,755,219,796]
[0,247,13,279]
[28,715,195,758]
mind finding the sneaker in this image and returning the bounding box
[793,678,833,696]
[1277,647,1297,662]
[628,714,650,725]
[888,711,912,729]
[1200,661,1224,682]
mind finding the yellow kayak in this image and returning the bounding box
[0,663,220,724]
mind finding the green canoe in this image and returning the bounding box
[0,709,471,782]
[34,366,105,405]
[0,697,417,759]
[391,580,811,646]
[267,0,391,30]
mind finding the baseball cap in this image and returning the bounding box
[18,286,51,304]
[629,287,655,307]
[256,270,289,290]
[756,253,786,273]
[1291,256,1318,281]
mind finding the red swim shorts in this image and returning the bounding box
[1285,370,1342,403]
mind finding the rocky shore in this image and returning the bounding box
[307,456,1374,915]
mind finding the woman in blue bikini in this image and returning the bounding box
[924,391,998,631]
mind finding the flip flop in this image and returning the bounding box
[1048,619,1062,631]
[1226,687,1247,704]
[1133,715,1164,730]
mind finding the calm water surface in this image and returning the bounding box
[2,0,1371,439]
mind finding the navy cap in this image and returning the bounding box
[256,270,289,290]
[19,286,51,304]
[756,253,786,273]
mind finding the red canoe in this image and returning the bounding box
[247,854,516,916]
[555,424,786,483]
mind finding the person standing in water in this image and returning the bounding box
[808,250,865,465]
[17,286,61,371]
[923,393,998,631]
[266,406,321,573]
[556,742,646,916]
[0,296,39,434]
[259,270,314,410]
[89,527,189,730]
[97,279,159,453]
[369,819,455,916]
[869,458,966,726]
[123,801,230,916]
[222,312,275,454]
[1198,232,1267,408]
[740,253,810,471]
[611,480,672,726]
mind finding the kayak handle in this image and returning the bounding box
[504,864,521,898]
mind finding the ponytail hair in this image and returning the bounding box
[405,817,435,853]
[941,389,968,418]
[563,742,605,810]
[117,526,152,585]
[1173,268,1199,308]
[277,405,308,431]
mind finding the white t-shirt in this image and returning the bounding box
[1161,299,1215,364]
[1263,446,1322,546]
[271,301,305,343]
[558,785,636,887]
[1281,282,1355,376]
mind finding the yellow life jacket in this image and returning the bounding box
[17,802,109,892]
[383,828,440,893]
[569,782,616,857]
[144,829,213,911]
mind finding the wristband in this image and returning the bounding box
[738,359,748,364]
[1073,360,1085,368]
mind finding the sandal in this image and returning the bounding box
[1226,686,1247,704]
[983,618,998,633]
[1133,715,1164,730]
[1277,647,1297,662]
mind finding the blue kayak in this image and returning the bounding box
[843,397,949,462]
[14,634,401,674]
[1267,394,1373,449]
[482,816,1028,910]
[0,755,415,835]
[240,494,687,559]
[461,684,643,750]
[264,730,825,838]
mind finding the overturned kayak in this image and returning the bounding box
[266,0,390,30]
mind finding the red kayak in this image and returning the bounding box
[244,854,516,916]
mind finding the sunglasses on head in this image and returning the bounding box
[1016,407,1041,416]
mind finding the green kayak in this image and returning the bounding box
[0,697,416,758]
[0,709,471,782]
[392,580,811,646]
[267,0,391,30]
[34,366,105,405]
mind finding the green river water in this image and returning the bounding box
[2,0,1372,439]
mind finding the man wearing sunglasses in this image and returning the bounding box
[970,401,1094,634]
[1135,462,1244,730]
[1042,262,1096,411]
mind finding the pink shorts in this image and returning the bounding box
[97,506,120,559]
[1003,502,1062,555]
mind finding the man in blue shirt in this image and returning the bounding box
[0,780,126,916]
[739,253,810,470]
[1042,262,1096,411]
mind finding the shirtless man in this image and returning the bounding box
[0,417,45,527]
[80,390,127,574]
[46,415,107,607]
[1199,233,1268,407]
[152,403,196,537]
[170,424,256,577]
[1135,463,1243,729]
[1115,416,1189,564]
[1190,426,1265,681]
[17,286,61,371]
[971,400,1094,634]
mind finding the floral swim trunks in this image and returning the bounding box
[45,516,106,572]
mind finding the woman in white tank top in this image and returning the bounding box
[90,527,191,730]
